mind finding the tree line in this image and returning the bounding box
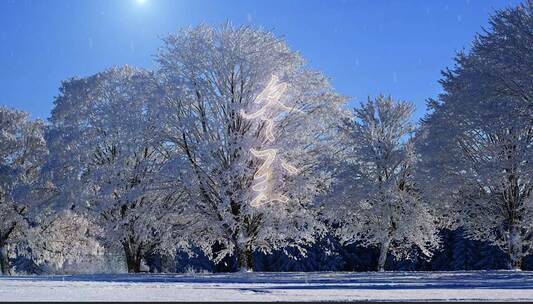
[0,1,531,274]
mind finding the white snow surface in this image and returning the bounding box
[1,271,533,302]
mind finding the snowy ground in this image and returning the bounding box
[1,271,533,302]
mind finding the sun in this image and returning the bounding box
[136,0,147,5]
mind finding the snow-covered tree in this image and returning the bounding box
[329,95,440,271]
[48,66,192,273]
[27,210,104,273]
[154,24,348,271]
[0,107,48,275]
[467,1,532,119]
[418,2,533,270]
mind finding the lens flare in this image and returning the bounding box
[241,75,302,207]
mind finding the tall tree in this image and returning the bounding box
[418,2,533,270]
[48,66,191,273]
[329,95,440,271]
[154,24,348,271]
[470,0,533,118]
[0,107,47,275]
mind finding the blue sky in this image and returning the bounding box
[0,0,523,121]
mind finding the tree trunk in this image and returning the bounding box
[377,238,390,272]
[123,241,142,273]
[235,244,253,272]
[508,255,522,270]
[507,226,522,270]
[0,241,10,275]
